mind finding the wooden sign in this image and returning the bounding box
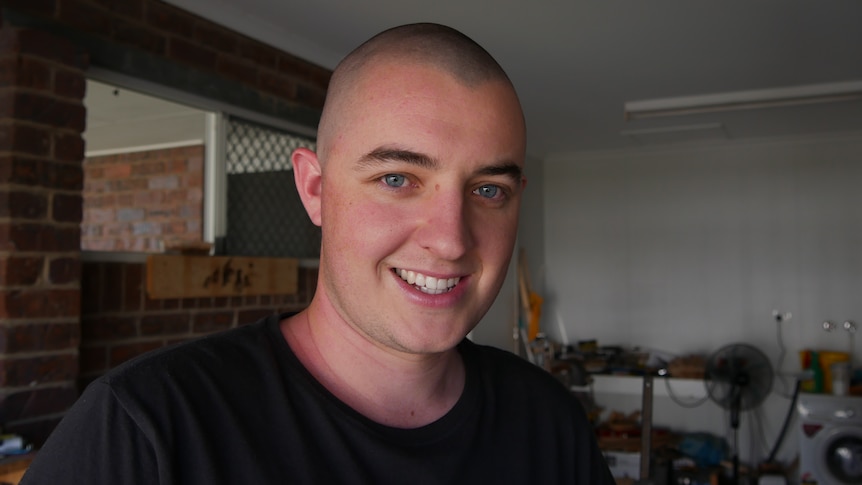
[146,255,298,299]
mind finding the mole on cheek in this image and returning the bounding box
[435,184,440,191]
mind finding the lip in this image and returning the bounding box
[391,268,469,308]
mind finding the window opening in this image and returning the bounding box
[82,79,209,253]
[222,117,320,258]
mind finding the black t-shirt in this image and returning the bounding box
[23,314,613,484]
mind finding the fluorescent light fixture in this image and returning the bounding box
[624,80,862,121]
[620,123,727,145]
[620,122,724,137]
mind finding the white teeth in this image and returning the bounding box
[396,269,460,293]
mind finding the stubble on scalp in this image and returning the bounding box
[316,23,521,161]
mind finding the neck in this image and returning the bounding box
[281,305,466,428]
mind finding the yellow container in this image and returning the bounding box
[799,349,851,393]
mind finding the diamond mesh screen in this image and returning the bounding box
[223,117,320,258]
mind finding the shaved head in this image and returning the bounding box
[317,23,521,160]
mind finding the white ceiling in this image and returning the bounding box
[84,80,207,155]
[148,1,862,158]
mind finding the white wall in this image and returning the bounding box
[542,132,862,466]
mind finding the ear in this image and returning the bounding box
[292,147,323,226]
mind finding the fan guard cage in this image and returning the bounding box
[704,343,774,411]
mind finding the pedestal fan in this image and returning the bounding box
[704,343,774,484]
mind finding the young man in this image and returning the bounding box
[23,23,613,484]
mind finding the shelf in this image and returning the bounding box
[573,374,708,400]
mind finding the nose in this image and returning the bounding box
[414,189,474,260]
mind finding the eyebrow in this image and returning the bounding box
[359,147,437,169]
[358,146,523,183]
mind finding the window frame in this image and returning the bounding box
[86,68,319,252]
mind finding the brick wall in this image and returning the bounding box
[0,27,88,443]
[82,145,204,252]
[78,257,317,389]
[2,0,329,122]
[1,0,331,445]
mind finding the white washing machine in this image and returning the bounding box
[797,393,862,484]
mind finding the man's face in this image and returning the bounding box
[311,60,526,356]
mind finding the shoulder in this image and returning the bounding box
[460,339,576,407]
[99,314,284,396]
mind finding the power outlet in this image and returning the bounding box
[772,309,792,323]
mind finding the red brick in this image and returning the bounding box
[215,56,258,86]
[52,192,83,223]
[111,19,165,55]
[0,255,44,286]
[145,2,194,37]
[80,262,102,314]
[122,263,143,312]
[278,54,331,88]
[194,23,236,53]
[7,28,88,69]
[103,163,131,179]
[0,123,51,157]
[91,0,144,20]
[0,353,78,387]
[130,160,165,176]
[162,298,180,310]
[6,92,86,131]
[54,68,87,100]
[0,91,11,119]
[85,207,114,224]
[140,313,189,336]
[109,341,160,367]
[295,83,327,110]
[238,38,278,69]
[86,193,115,208]
[0,322,80,353]
[0,222,80,252]
[101,263,122,311]
[167,37,217,71]
[110,177,148,191]
[193,311,233,333]
[0,156,39,186]
[162,220,185,235]
[0,189,48,219]
[49,256,80,284]
[0,56,52,90]
[0,288,80,319]
[133,190,164,206]
[81,316,137,341]
[238,308,273,325]
[258,71,296,100]
[196,297,213,309]
[54,132,85,161]
[57,0,114,39]
[79,344,108,374]
[43,160,84,190]
[0,58,13,88]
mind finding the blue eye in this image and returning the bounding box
[475,185,500,199]
[383,174,406,187]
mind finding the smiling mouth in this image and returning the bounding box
[395,269,461,295]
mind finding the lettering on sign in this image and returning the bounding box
[146,255,298,299]
[202,259,255,292]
